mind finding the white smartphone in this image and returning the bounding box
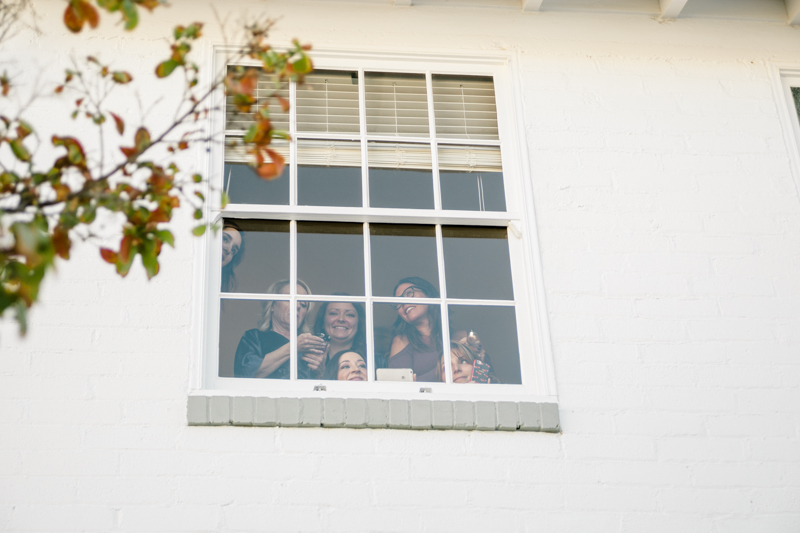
[376,368,414,382]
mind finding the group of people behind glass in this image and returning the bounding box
[222,222,497,383]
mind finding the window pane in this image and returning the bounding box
[224,141,289,206]
[296,70,360,134]
[370,224,439,297]
[221,219,289,294]
[225,66,289,133]
[221,298,297,380]
[432,74,498,140]
[297,222,365,296]
[373,302,444,383]
[448,305,521,385]
[298,140,362,207]
[368,142,434,209]
[438,145,506,212]
[442,226,513,300]
[365,72,429,137]
[792,87,800,120]
[301,299,368,382]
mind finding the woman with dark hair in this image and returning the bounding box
[233,279,328,379]
[323,350,367,382]
[310,296,366,378]
[387,276,443,382]
[221,221,245,292]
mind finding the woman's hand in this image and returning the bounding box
[298,333,328,371]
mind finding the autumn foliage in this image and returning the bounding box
[0,1,312,334]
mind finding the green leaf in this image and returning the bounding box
[9,139,30,161]
[192,173,202,183]
[111,71,133,84]
[155,229,174,247]
[221,191,230,209]
[121,0,138,30]
[292,54,312,74]
[193,209,202,220]
[155,59,179,78]
[192,224,206,236]
[134,127,151,153]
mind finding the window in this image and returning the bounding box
[200,51,554,404]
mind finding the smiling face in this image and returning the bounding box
[336,351,367,381]
[272,284,309,331]
[442,350,474,384]
[221,227,242,268]
[324,303,358,346]
[394,282,429,325]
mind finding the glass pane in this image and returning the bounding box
[432,75,498,141]
[222,297,300,380]
[298,140,362,207]
[792,87,800,120]
[220,219,289,294]
[301,299,368,382]
[438,145,506,212]
[368,142,434,209]
[297,222,365,296]
[447,305,521,385]
[373,301,444,383]
[225,66,289,133]
[370,224,439,297]
[442,226,513,300]
[224,141,289,206]
[365,72,429,137]
[296,70,359,134]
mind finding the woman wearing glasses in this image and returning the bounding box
[387,276,443,382]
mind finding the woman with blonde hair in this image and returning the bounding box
[233,279,328,379]
[437,341,499,384]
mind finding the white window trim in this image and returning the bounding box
[771,63,800,204]
[189,47,558,418]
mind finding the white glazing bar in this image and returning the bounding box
[435,224,453,384]
[358,68,369,209]
[426,71,443,212]
[289,219,298,381]
[290,79,298,207]
[363,222,375,381]
[220,293,291,302]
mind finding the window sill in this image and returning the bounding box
[187,395,560,432]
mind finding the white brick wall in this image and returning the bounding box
[1,1,799,531]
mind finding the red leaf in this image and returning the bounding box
[110,112,124,135]
[100,248,118,264]
[119,234,133,263]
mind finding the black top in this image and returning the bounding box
[234,329,312,379]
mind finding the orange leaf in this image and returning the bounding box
[119,234,133,263]
[53,227,71,260]
[100,248,118,264]
[110,112,124,135]
[255,148,285,180]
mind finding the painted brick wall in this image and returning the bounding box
[1,1,799,531]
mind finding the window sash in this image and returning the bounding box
[204,54,545,399]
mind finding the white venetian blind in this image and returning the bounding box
[225,67,289,133]
[432,75,499,141]
[296,70,360,134]
[437,145,502,172]
[365,72,429,138]
[368,142,432,170]
[297,139,361,167]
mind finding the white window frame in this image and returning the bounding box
[774,65,800,202]
[190,48,557,405]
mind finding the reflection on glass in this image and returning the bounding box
[792,87,800,120]
[365,72,429,137]
[298,140,362,207]
[221,281,315,380]
[297,222,365,296]
[370,224,439,297]
[442,226,513,300]
[220,219,289,294]
[432,75,498,141]
[296,70,360,134]
[301,299,368,381]
[368,142,434,209]
[225,66,289,133]
[374,276,444,383]
[438,145,505,212]
[448,304,521,385]
[224,141,289,206]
